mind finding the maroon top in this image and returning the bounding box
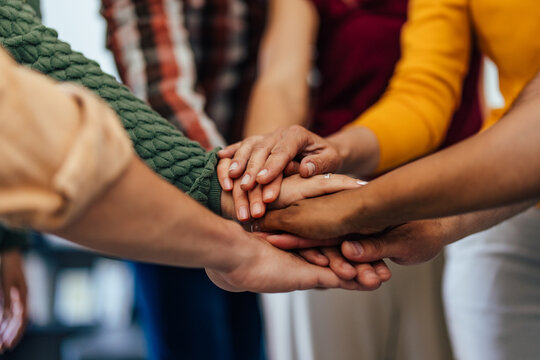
[308,0,482,148]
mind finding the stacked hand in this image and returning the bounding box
[216,125,451,284]
[217,130,392,290]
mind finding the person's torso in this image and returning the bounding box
[309,0,482,148]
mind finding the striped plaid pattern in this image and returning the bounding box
[101,0,266,148]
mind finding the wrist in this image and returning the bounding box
[327,126,380,177]
[206,220,256,272]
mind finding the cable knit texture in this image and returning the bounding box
[0,0,222,214]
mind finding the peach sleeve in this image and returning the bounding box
[0,49,133,231]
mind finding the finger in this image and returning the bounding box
[284,161,300,176]
[352,263,383,290]
[321,247,357,281]
[217,158,233,191]
[299,151,340,178]
[257,128,312,184]
[342,238,397,263]
[299,174,364,199]
[291,259,364,291]
[218,142,241,158]
[229,137,261,178]
[371,260,392,282]
[262,174,283,204]
[254,208,301,234]
[240,144,273,191]
[264,233,341,250]
[298,248,329,267]
[248,184,266,218]
[233,180,250,222]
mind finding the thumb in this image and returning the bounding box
[341,237,402,263]
[261,233,342,250]
[253,207,297,234]
[299,152,340,178]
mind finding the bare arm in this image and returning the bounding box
[242,0,318,138]
[256,71,540,238]
[341,201,536,265]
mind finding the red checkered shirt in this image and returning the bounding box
[101,0,266,149]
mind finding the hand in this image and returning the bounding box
[0,250,28,352]
[217,125,342,196]
[253,188,386,240]
[340,218,456,265]
[296,246,391,288]
[221,171,366,222]
[205,230,390,292]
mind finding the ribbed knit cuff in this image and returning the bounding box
[207,171,222,216]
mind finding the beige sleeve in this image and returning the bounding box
[0,49,133,231]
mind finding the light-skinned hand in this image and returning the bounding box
[217,125,342,198]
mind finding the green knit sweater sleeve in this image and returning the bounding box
[0,0,222,214]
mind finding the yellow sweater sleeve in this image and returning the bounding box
[350,0,472,172]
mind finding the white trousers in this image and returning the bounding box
[263,254,452,360]
[443,207,540,360]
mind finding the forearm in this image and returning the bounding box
[444,201,536,244]
[326,126,381,178]
[243,81,308,137]
[352,72,540,229]
[243,0,316,137]
[56,158,247,271]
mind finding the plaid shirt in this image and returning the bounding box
[101,0,266,148]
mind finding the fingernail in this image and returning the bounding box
[342,262,355,271]
[306,162,316,176]
[263,190,274,202]
[252,203,263,216]
[356,180,368,186]
[223,178,233,190]
[251,222,261,232]
[257,169,268,177]
[365,270,378,280]
[238,206,249,220]
[229,162,239,171]
[347,241,363,257]
[240,174,251,185]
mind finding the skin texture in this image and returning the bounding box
[253,71,540,265]
[0,250,27,352]
[218,0,381,211]
[52,158,390,292]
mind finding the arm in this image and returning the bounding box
[256,70,540,238]
[101,0,225,149]
[341,201,535,265]
[0,48,381,293]
[218,0,472,188]
[331,0,472,174]
[218,0,321,217]
[0,1,222,213]
[242,0,318,138]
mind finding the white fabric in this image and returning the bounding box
[444,207,540,360]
